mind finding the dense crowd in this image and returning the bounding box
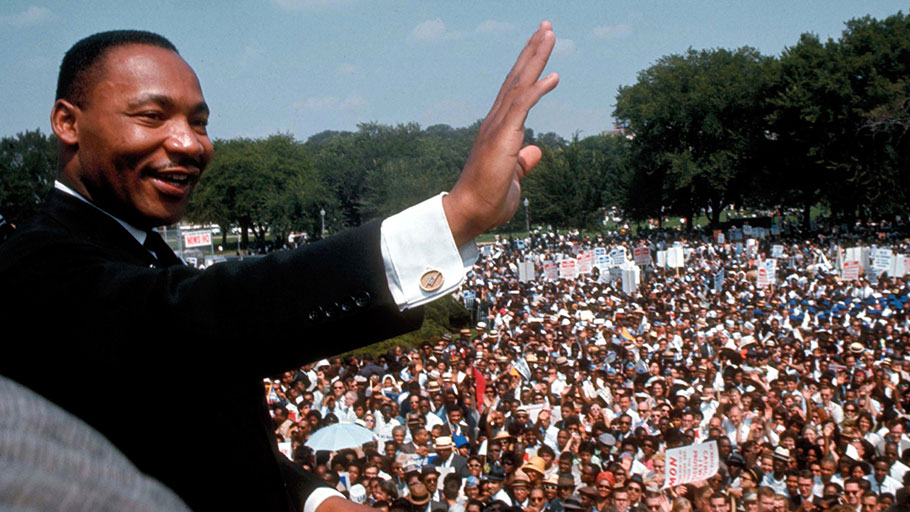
[265,219,910,512]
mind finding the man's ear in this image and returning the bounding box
[50,99,80,146]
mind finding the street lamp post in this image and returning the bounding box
[524,198,530,234]
[320,209,326,238]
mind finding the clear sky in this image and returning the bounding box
[1,1,906,142]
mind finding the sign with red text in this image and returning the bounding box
[663,440,719,488]
[183,230,212,248]
[544,261,559,281]
[633,247,651,266]
[842,261,860,281]
[559,259,578,280]
[577,251,594,274]
[756,259,776,288]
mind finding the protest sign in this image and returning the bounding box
[771,245,784,258]
[742,225,752,236]
[559,259,578,280]
[756,259,776,288]
[891,255,910,277]
[656,250,667,268]
[610,247,627,267]
[842,261,860,281]
[633,247,651,266]
[462,290,475,309]
[518,260,536,283]
[713,270,724,293]
[663,440,719,488]
[513,358,531,381]
[544,261,559,281]
[622,266,640,295]
[593,247,610,269]
[872,248,893,275]
[578,251,594,274]
[667,247,684,269]
[524,403,547,423]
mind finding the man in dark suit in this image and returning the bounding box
[431,435,469,478]
[0,23,558,512]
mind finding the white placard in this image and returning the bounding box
[663,440,719,488]
[463,290,475,309]
[656,250,667,268]
[578,251,594,275]
[610,247,627,267]
[842,261,860,281]
[667,247,684,268]
[756,259,776,288]
[771,245,784,258]
[518,260,536,283]
[633,247,651,266]
[559,259,578,280]
[544,261,559,280]
[593,247,610,269]
[872,248,893,274]
[622,267,640,294]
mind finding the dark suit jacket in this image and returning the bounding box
[0,190,423,511]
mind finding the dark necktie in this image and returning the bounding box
[144,230,182,267]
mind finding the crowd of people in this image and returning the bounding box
[265,218,910,512]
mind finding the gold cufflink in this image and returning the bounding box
[419,269,444,292]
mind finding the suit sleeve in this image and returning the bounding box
[3,219,422,378]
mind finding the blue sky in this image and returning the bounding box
[1,1,906,142]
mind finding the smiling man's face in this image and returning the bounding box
[58,44,212,228]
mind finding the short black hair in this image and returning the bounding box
[56,30,178,105]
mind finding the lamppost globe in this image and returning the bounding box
[320,209,326,238]
[523,198,530,234]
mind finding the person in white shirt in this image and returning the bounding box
[867,459,902,496]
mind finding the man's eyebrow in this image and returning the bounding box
[126,93,173,109]
[126,93,209,115]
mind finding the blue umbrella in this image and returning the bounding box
[305,422,377,451]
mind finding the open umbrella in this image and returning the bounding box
[305,422,377,451]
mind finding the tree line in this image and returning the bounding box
[2,11,908,240]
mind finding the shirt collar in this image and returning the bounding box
[55,180,147,246]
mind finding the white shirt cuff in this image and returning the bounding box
[303,487,346,512]
[381,192,477,310]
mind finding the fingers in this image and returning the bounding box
[488,22,557,123]
[503,71,560,132]
[517,145,543,178]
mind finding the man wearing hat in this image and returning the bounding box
[522,456,548,488]
[760,447,791,495]
[510,470,532,508]
[486,464,512,506]
[407,481,444,512]
[432,435,469,478]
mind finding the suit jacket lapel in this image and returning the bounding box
[40,189,157,267]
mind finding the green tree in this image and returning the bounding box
[187,134,327,248]
[522,133,629,229]
[0,129,57,225]
[615,47,772,227]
